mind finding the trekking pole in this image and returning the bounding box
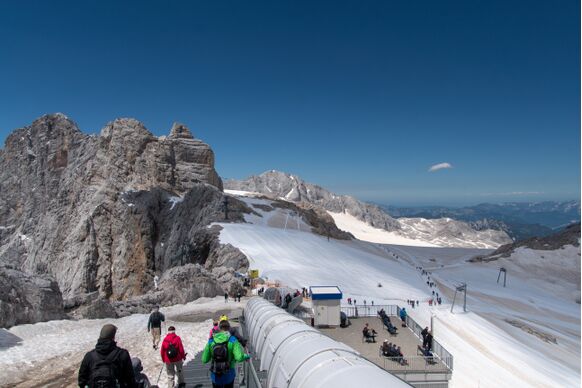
[156,365,164,385]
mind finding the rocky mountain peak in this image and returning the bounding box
[0,114,238,327]
[169,122,194,139]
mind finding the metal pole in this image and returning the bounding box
[450,290,457,313]
[497,270,501,284]
[463,285,467,312]
[503,271,507,287]
[431,314,434,336]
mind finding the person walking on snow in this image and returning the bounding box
[78,324,136,388]
[148,306,165,350]
[224,292,229,303]
[202,320,250,388]
[160,326,186,388]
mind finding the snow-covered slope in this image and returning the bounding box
[217,194,581,388]
[225,170,512,248]
[0,297,243,388]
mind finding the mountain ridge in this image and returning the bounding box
[225,170,512,249]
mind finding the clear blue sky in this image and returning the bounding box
[0,1,579,206]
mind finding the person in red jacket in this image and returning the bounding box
[160,326,186,388]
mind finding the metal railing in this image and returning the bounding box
[397,307,454,371]
[379,355,451,374]
[238,314,265,388]
[341,304,399,318]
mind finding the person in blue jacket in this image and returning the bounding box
[400,307,407,322]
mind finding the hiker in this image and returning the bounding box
[421,326,429,342]
[148,306,165,350]
[371,300,374,306]
[416,300,419,307]
[132,357,151,388]
[160,326,186,388]
[423,330,433,351]
[202,320,250,388]
[354,299,357,305]
[153,275,159,290]
[78,324,136,388]
[236,291,242,302]
[209,320,219,339]
[399,307,407,322]
[363,299,367,306]
[224,292,229,303]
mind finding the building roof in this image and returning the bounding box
[310,286,343,300]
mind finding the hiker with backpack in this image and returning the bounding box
[78,324,137,388]
[148,306,165,350]
[202,320,250,388]
[160,326,186,388]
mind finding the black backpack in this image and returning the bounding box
[210,342,230,375]
[90,350,119,388]
[150,312,163,327]
[166,343,179,359]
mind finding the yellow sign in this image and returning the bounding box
[249,269,259,279]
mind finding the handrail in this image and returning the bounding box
[397,307,454,371]
[341,304,399,318]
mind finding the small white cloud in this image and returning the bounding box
[428,162,453,172]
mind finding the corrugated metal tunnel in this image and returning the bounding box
[244,297,411,388]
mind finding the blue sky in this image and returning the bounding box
[0,1,579,206]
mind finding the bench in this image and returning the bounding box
[417,345,437,365]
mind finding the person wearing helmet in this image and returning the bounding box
[209,315,247,348]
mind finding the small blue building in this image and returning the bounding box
[310,286,342,327]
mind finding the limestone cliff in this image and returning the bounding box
[0,114,245,326]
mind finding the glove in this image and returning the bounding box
[244,354,251,361]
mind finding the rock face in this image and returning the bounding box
[225,170,512,248]
[0,265,66,328]
[0,114,247,327]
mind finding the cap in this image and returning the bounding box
[219,315,228,322]
[168,326,176,332]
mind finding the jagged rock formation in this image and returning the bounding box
[226,170,512,248]
[0,114,247,327]
[225,170,400,230]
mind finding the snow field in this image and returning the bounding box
[218,218,581,387]
[0,297,243,387]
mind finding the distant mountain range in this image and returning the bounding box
[382,201,581,241]
[225,170,511,249]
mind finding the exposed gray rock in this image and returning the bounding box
[225,170,400,230]
[0,265,66,328]
[0,114,248,326]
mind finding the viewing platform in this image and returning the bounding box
[320,305,453,387]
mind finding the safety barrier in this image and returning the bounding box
[341,304,398,318]
[397,307,454,371]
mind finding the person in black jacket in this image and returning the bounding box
[79,324,137,388]
[148,306,165,349]
[423,330,433,351]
